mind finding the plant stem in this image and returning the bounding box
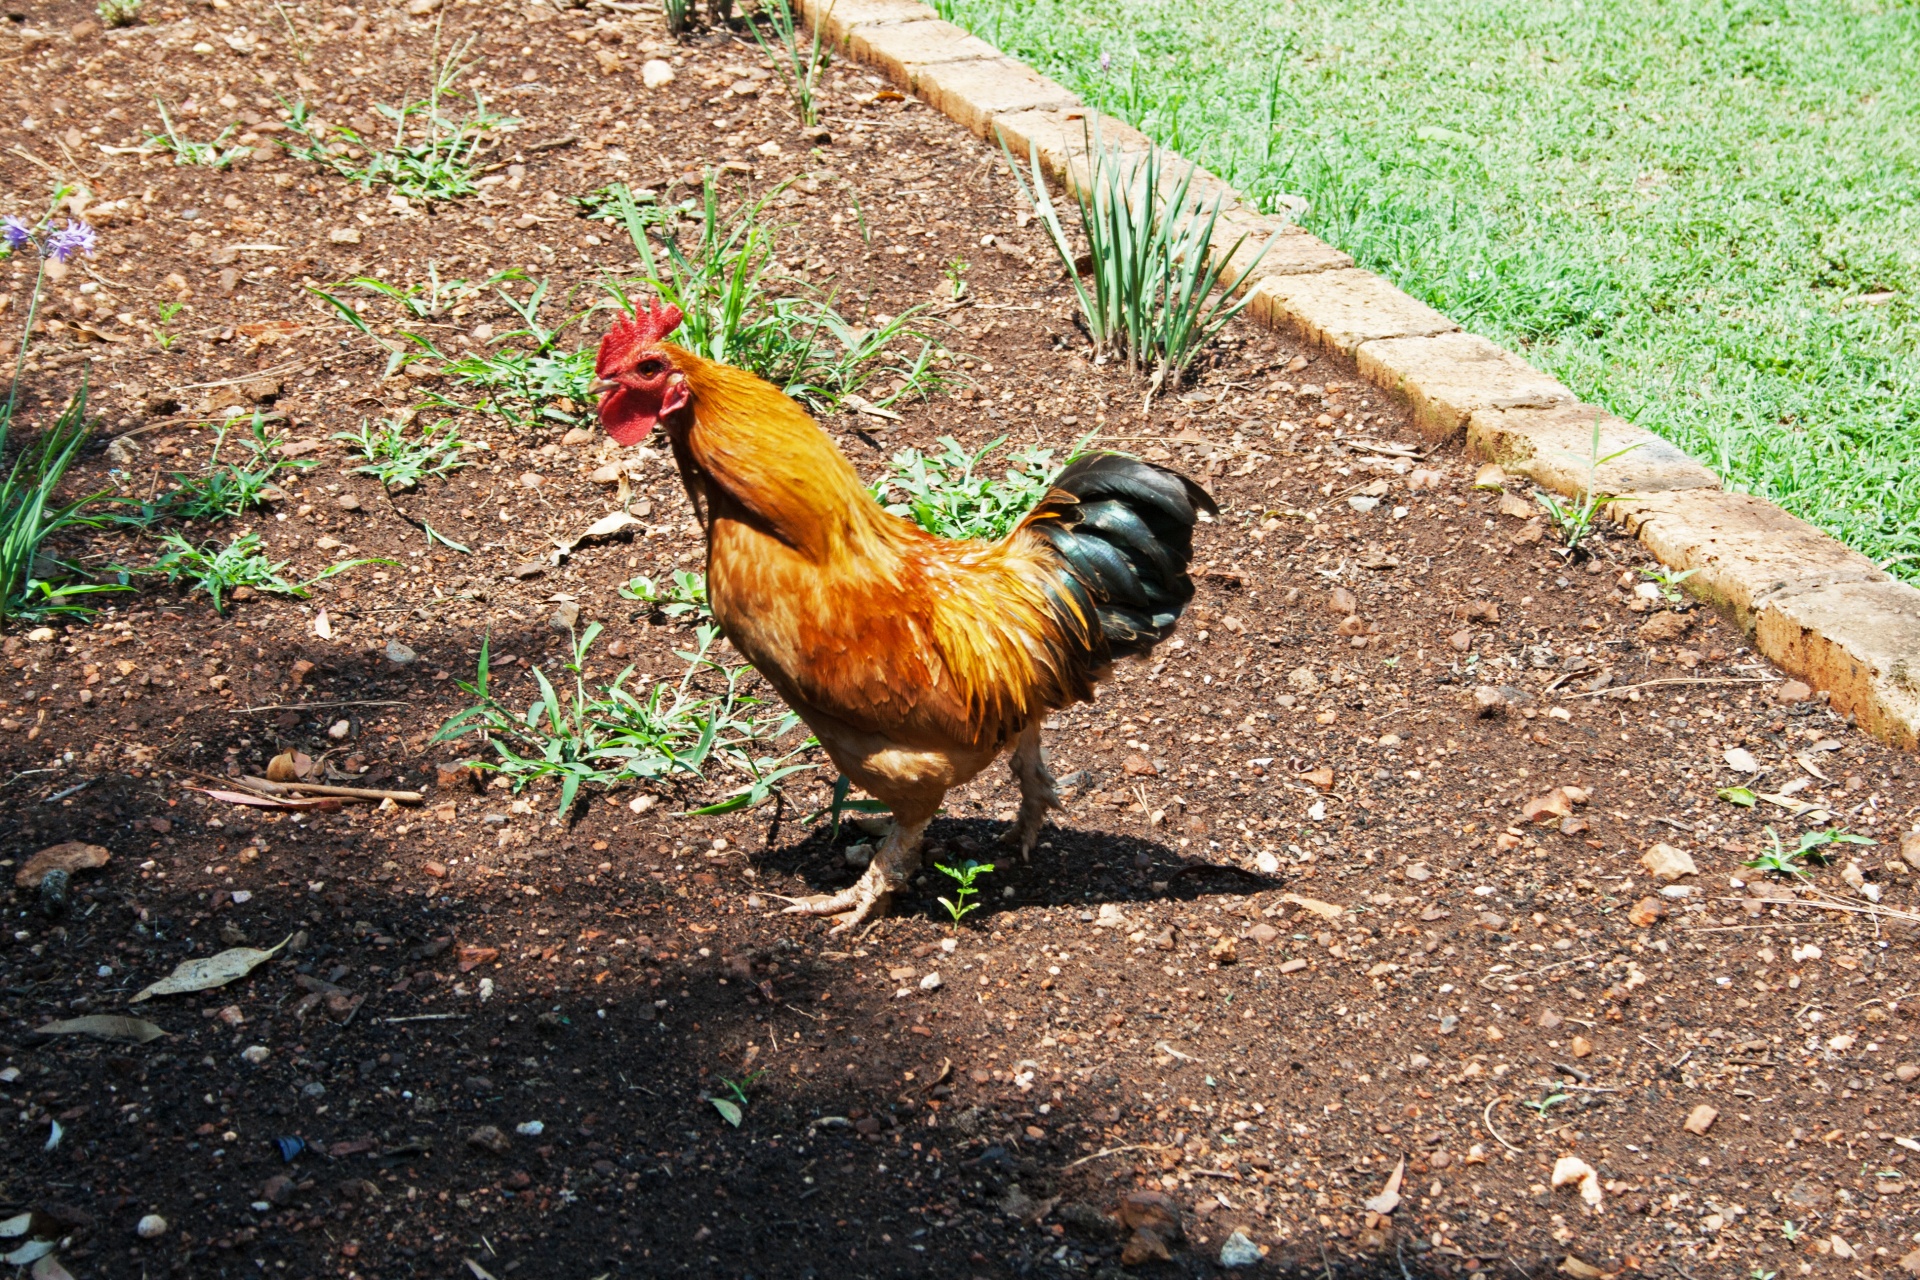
[3,258,46,428]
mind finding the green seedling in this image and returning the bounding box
[1640,564,1700,603]
[936,859,995,929]
[146,100,250,169]
[153,414,319,524]
[1717,786,1757,807]
[803,774,892,840]
[1744,825,1872,877]
[1533,417,1642,557]
[1779,1221,1801,1242]
[282,38,513,203]
[872,434,1088,540]
[620,568,710,620]
[1521,1089,1573,1117]
[942,256,970,300]
[140,531,386,614]
[152,300,183,350]
[97,0,142,27]
[0,382,127,625]
[710,1069,766,1125]
[335,416,470,490]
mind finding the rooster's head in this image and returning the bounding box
[593,300,687,445]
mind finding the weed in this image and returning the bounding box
[605,176,949,412]
[664,0,692,35]
[335,416,470,491]
[1717,786,1756,807]
[935,859,994,929]
[748,0,832,128]
[1532,417,1640,557]
[146,100,250,169]
[333,262,477,320]
[1640,564,1699,603]
[1744,825,1873,878]
[573,182,674,226]
[709,1069,765,1126]
[152,300,183,351]
[282,38,512,203]
[1779,1221,1801,1243]
[0,383,127,626]
[140,530,384,614]
[872,434,1079,540]
[1004,118,1269,400]
[427,275,596,428]
[434,623,797,818]
[620,568,710,620]
[1521,1089,1573,1117]
[97,0,141,27]
[156,414,318,523]
[943,256,970,300]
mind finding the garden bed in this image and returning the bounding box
[1,3,1916,1279]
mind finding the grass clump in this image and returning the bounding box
[748,0,832,128]
[873,434,1077,540]
[606,176,949,413]
[146,101,249,169]
[283,38,511,203]
[0,385,125,626]
[97,0,141,27]
[336,416,470,491]
[1005,119,1269,400]
[434,623,802,818]
[150,414,318,523]
[936,0,1920,577]
[141,531,384,614]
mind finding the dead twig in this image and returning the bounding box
[239,774,424,804]
[1570,675,1775,699]
[1482,1096,1522,1153]
[1060,1143,1164,1170]
[237,700,411,714]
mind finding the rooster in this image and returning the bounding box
[594,301,1215,930]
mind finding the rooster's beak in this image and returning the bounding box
[588,379,620,397]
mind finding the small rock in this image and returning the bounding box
[511,561,546,580]
[1636,610,1692,645]
[1095,903,1127,928]
[1774,679,1813,704]
[1277,957,1307,974]
[1209,937,1238,964]
[844,843,873,868]
[515,1120,545,1137]
[1551,1155,1603,1208]
[1245,922,1278,944]
[1407,467,1443,491]
[1347,495,1379,514]
[327,719,352,741]
[1219,1230,1263,1268]
[1122,753,1158,777]
[1449,628,1474,652]
[328,228,362,245]
[384,639,417,665]
[1327,587,1356,615]
[336,494,361,511]
[1473,463,1507,490]
[467,1125,512,1155]
[136,1213,169,1239]
[1472,685,1508,717]
[919,972,942,991]
[1116,1190,1181,1266]
[1497,491,1534,520]
[1627,897,1667,927]
[1510,518,1545,545]
[241,1045,271,1065]
[641,59,675,88]
[1254,850,1281,875]
[1640,842,1697,881]
[519,471,543,489]
[550,602,581,632]
[1570,1035,1592,1058]
[261,1174,296,1206]
[1683,1104,1719,1135]
[1537,1011,1562,1030]
[1900,831,1920,872]
[1895,1064,1919,1084]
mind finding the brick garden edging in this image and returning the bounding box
[797,0,1920,747]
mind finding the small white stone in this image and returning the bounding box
[515,1120,544,1136]
[137,1214,169,1239]
[1254,850,1281,875]
[241,1045,270,1065]
[641,59,675,88]
[327,719,351,741]
[919,972,942,991]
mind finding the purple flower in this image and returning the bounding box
[1,216,31,253]
[43,220,97,264]
[1098,51,1113,74]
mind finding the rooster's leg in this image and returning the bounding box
[1006,721,1061,860]
[781,814,931,933]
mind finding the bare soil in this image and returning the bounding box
[2,4,1917,1280]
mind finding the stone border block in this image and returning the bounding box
[991,108,1152,183]
[1244,268,1457,356]
[849,19,1000,77]
[907,59,1079,137]
[1606,489,1886,628]
[1755,580,1920,747]
[1212,212,1352,290]
[1358,332,1574,441]
[798,0,936,48]
[1467,402,1719,496]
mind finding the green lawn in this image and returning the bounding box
[933,0,1920,578]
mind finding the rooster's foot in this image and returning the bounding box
[777,881,892,934]
[1006,722,1061,861]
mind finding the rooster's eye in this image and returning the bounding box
[636,358,669,377]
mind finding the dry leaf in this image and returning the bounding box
[0,1214,28,1239]
[30,1254,76,1280]
[32,1015,166,1044]
[15,842,110,889]
[457,944,500,972]
[313,608,333,640]
[130,935,291,1003]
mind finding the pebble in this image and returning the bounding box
[512,561,546,579]
[385,640,417,665]
[136,1213,168,1239]
[1219,1230,1262,1268]
[467,1124,512,1154]
[1326,587,1356,615]
[918,972,942,991]
[549,602,581,632]
[1254,850,1281,875]
[515,1120,544,1136]
[641,59,675,88]
[1683,1103,1719,1135]
[1472,685,1508,717]
[844,842,873,868]
[1640,842,1697,881]
[241,1045,270,1065]
[1277,957,1307,974]
[1774,679,1813,704]
[327,719,352,741]
[336,494,361,511]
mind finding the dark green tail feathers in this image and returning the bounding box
[1021,451,1216,668]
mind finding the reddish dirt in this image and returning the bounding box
[1,4,1917,1279]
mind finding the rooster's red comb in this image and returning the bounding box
[597,299,684,376]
